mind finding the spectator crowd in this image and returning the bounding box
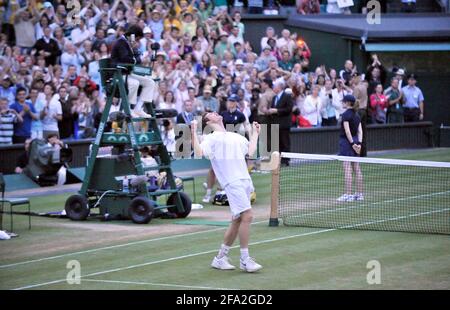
[0,0,425,148]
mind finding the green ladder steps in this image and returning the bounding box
[148,189,180,196]
[142,165,172,171]
[101,132,163,146]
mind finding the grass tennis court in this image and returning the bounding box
[1,148,450,290]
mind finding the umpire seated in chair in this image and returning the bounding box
[111,25,156,118]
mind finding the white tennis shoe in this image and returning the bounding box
[211,256,236,270]
[354,193,365,201]
[202,194,211,203]
[337,194,355,202]
[240,257,263,273]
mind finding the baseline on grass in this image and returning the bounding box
[268,152,450,235]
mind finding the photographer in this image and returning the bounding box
[45,133,68,186]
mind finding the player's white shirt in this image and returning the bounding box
[200,131,251,188]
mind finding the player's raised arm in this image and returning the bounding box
[191,120,203,158]
[248,122,260,157]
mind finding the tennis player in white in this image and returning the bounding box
[191,112,262,272]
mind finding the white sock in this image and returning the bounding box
[206,189,212,196]
[217,244,230,259]
[240,248,249,260]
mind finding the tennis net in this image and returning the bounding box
[271,152,450,235]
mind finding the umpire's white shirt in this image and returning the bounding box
[200,131,251,188]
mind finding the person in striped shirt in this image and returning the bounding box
[0,97,23,145]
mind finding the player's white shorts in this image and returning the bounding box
[224,178,254,220]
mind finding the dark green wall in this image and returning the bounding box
[284,26,368,75]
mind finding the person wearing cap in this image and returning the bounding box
[214,32,233,60]
[105,28,117,47]
[221,94,246,129]
[198,86,219,113]
[393,68,406,88]
[233,59,248,79]
[337,94,364,202]
[140,27,154,53]
[111,25,156,118]
[149,9,164,41]
[0,76,17,105]
[401,74,424,122]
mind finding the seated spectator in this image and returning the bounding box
[298,0,321,15]
[10,87,39,143]
[46,134,68,185]
[369,84,388,124]
[176,100,196,125]
[197,86,219,113]
[402,74,425,122]
[0,97,23,145]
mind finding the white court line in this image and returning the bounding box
[81,278,237,290]
[12,208,449,290]
[287,190,450,219]
[12,228,335,290]
[0,220,267,269]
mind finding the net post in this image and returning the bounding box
[269,152,281,227]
